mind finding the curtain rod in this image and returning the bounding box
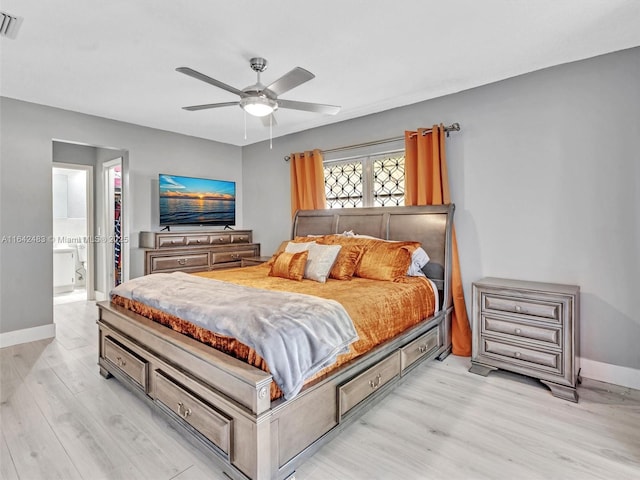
[283,123,460,161]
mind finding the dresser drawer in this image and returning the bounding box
[482,293,562,322]
[482,315,562,348]
[154,371,231,455]
[212,249,257,265]
[104,337,148,390]
[230,233,251,243]
[481,338,562,375]
[209,233,231,245]
[339,351,400,418]
[185,235,210,246]
[151,253,209,272]
[400,326,441,373]
[157,235,186,248]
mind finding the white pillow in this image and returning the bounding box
[304,243,342,283]
[284,241,315,253]
[407,247,430,277]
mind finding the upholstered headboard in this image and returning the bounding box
[291,204,455,310]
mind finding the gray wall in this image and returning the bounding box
[242,47,640,370]
[0,99,242,334]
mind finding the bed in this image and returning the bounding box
[97,204,455,480]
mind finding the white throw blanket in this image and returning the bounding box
[111,272,358,399]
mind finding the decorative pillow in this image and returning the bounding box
[329,244,365,280]
[266,238,316,266]
[318,235,420,281]
[268,250,309,281]
[407,247,430,277]
[356,241,420,281]
[284,240,316,253]
[301,243,342,283]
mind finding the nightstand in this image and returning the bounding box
[469,277,580,402]
[241,256,272,267]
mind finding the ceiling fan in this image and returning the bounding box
[176,57,341,125]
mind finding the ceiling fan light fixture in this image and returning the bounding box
[240,96,277,117]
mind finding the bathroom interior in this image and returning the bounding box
[52,166,88,304]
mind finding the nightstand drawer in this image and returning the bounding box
[481,338,562,374]
[482,315,562,348]
[482,293,562,322]
[151,253,209,271]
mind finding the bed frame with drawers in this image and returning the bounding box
[96,204,455,480]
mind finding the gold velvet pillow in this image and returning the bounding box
[356,241,419,281]
[268,250,309,281]
[319,236,420,281]
[329,244,365,280]
[266,237,317,266]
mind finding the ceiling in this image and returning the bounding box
[1,1,639,147]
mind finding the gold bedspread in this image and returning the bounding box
[111,264,436,400]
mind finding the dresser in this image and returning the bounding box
[469,277,580,402]
[139,230,260,275]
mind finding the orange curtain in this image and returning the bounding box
[290,149,327,218]
[404,125,472,356]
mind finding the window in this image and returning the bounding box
[324,151,405,208]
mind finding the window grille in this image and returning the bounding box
[324,151,404,209]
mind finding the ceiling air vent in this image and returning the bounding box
[0,11,23,39]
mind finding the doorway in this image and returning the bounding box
[103,158,123,290]
[52,163,94,304]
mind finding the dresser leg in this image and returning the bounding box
[540,380,578,403]
[100,366,113,379]
[468,362,497,377]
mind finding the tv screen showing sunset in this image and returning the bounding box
[159,174,236,226]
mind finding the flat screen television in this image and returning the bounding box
[159,174,236,227]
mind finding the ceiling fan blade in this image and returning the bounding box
[176,67,245,97]
[182,101,239,111]
[260,113,278,127]
[277,99,341,115]
[264,67,315,96]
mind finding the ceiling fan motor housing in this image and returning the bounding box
[249,57,268,73]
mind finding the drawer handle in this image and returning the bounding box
[177,402,192,419]
[369,373,382,390]
[418,344,428,354]
[514,351,521,358]
[219,238,225,242]
[515,305,522,313]
[514,328,522,334]
[177,259,187,265]
[116,356,127,367]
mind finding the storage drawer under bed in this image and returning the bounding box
[103,336,148,390]
[400,326,441,373]
[153,371,232,456]
[338,351,400,418]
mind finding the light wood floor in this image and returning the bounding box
[1,300,639,480]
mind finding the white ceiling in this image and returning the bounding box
[1,0,639,146]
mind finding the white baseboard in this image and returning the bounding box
[0,323,56,348]
[579,357,640,391]
[94,290,107,301]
